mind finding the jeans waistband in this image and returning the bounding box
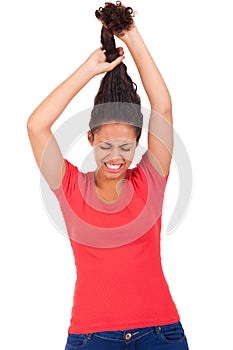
[89,323,181,341]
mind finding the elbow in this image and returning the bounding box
[26,117,34,133]
[163,105,173,122]
[152,105,173,123]
[151,96,173,120]
[26,117,33,130]
[26,116,50,135]
[162,95,173,118]
[26,116,37,134]
[26,110,36,129]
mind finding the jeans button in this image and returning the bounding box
[125,333,132,340]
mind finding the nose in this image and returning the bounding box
[109,145,122,161]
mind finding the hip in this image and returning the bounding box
[65,321,189,350]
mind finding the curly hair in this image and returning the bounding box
[89,1,143,143]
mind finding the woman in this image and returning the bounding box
[27,2,189,349]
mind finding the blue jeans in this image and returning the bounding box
[65,321,189,349]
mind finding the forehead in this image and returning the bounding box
[95,123,136,140]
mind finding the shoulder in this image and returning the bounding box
[50,159,80,198]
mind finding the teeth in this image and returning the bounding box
[106,163,122,170]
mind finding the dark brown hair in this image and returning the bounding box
[89,1,143,143]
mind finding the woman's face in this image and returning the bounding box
[88,123,137,180]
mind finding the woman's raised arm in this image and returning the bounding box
[26,48,124,190]
[120,26,173,177]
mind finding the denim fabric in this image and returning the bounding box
[65,321,189,350]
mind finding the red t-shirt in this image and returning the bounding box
[51,150,180,333]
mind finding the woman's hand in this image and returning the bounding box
[115,23,139,45]
[84,47,124,76]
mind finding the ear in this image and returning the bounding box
[87,130,94,146]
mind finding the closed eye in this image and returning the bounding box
[100,146,111,150]
[120,147,131,152]
[98,142,135,151]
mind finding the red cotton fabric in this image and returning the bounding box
[51,150,180,334]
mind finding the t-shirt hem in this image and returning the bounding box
[68,315,180,334]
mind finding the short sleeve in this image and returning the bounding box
[50,159,79,201]
[138,150,169,185]
[133,150,169,215]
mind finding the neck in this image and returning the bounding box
[94,171,125,202]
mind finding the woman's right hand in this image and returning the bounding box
[83,47,125,76]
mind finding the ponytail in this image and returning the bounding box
[89,2,143,142]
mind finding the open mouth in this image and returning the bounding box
[104,162,124,172]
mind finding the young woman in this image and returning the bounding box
[27,2,189,349]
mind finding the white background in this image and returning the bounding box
[1,0,233,349]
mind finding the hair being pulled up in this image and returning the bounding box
[89,1,143,143]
